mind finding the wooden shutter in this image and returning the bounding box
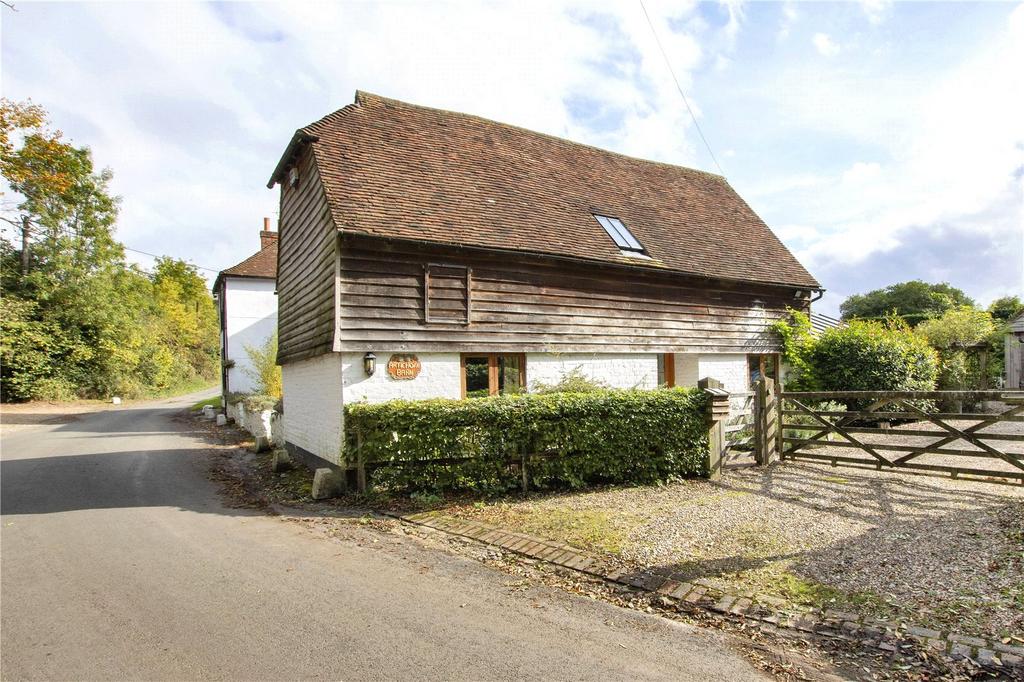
[424,264,471,324]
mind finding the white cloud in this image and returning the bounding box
[777,1,799,40]
[859,0,893,25]
[841,162,882,184]
[812,32,841,57]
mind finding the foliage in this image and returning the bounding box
[531,366,610,394]
[917,307,1001,395]
[0,99,218,401]
[810,319,938,393]
[770,308,817,391]
[839,280,974,325]
[987,295,1024,323]
[344,388,709,494]
[916,307,996,350]
[243,331,282,399]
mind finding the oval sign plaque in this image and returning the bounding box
[387,354,421,380]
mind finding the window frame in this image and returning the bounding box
[460,352,527,398]
[657,353,676,388]
[593,214,645,253]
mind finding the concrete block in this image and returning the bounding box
[111,396,122,405]
[311,468,344,500]
[271,449,293,472]
[215,414,227,427]
[249,435,271,453]
[202,405,215,420]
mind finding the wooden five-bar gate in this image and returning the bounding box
[749,385,1024,485]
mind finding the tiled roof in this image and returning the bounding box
[283,91,819,289]
[218,239,277,280]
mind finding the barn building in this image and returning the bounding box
[267,92,821,468]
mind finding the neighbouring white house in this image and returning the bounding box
[266,92,822,468]
[214,219,278,402]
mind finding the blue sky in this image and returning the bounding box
[2,0,1021,315]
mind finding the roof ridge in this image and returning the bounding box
[326,90,728,182]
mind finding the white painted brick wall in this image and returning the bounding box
[342,352,461,404]
[526,353,659,390]
[281,353,344,464]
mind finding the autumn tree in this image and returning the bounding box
[0,99,219,401]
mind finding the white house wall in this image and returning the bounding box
[336,351,748,405]
[282,353,344,465]
[224,277,277,395]
[342,352,462,403]
[525,353,659,391]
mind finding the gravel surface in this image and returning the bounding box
[452,448,1024,639]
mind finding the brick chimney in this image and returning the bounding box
[260,216,278,249]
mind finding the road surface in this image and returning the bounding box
[1,392,765,681]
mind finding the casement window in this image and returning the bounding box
[424,263,471,324]
[461,353,526,398]
[657,354,676,387]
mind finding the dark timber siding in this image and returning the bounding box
[337,234,797,353]
[276,148,337,364]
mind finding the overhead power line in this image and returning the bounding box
[638,0,726,177]
[124,246,220,274]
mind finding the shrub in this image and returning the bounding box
[771,308,817,391]
[344,388,709,494]
[810,319,937,393]
[243,332,282,399]
[531,367,610,394]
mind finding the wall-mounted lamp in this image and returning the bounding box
[363,352,377,377]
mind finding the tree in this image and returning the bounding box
[839,280,974,325]
[987,295,1024,323]
[0,100,219,401]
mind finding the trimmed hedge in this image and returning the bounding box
[343,388,709,494]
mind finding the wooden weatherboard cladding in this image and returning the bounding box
[276,146,338,365]
[336,233,798,354]
[424,264,471,325]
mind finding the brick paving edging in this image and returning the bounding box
[398,512,1024,672]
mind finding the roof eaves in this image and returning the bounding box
[267,131,319,188]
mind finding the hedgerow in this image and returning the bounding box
[343,388,709,494]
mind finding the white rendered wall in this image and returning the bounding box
[675,353,751,415]
[223,277,277,395]
[526,353,659,391]
[282,353,344,464]
[342,352,462,404]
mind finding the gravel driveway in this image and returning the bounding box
[448,455,1024,640]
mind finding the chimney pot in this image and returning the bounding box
[259,217,278,249]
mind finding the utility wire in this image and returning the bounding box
[638,0,726,177]
[124,246,220,274]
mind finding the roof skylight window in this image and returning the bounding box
[594,214,644,253]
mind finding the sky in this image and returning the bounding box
[2,0,1022,316]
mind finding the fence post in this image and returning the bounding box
[355,428,367,494]
[699,377,730,480]
[754,379,765,465]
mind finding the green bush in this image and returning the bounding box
[810,319,937,393]
[344,388,709,494]
[531,367,610,394]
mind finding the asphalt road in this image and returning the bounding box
[1,392,765,681]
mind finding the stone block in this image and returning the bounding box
[249,435,271,453]
[215,414,227,427]
[906,626,941,640]
[311,467,344,500]
[271,448,293,472]
[949,633,987,648]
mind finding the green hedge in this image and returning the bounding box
[343,388,709,494]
